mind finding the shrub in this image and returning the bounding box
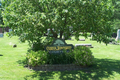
[73,46,94,66]
[26,50,47,67]
[31,42,44,51]
[26,50,75,66]
[25,46,94,67]
[47,50,75,64]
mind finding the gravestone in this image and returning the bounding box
[45,38,74,54]
[116,29,120,41]
[79,39,85,41]
[0,27,3,38]
[0,33,3,38]
[75,44,93,48]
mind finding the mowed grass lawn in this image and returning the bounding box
[0,35,120,80]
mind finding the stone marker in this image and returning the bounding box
[79,39,85,41]
[0,33,3,38]
[75,44,93,48]
[116,29,120,41]
[0,27,4,38]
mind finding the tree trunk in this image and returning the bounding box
[50,28,58,38]
[60,30,63,39]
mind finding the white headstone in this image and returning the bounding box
[116,29,120,41]
[0,33,3,38]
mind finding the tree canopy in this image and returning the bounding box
[2,0,114,50]
[112,0,120,31]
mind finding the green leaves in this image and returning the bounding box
[26,50,48,66]
[73,46,94,66]
[62,9,68,13]
[2,0,114,47]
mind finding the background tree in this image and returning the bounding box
[2,0,114,51]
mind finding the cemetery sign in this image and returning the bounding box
[45,38,74,54]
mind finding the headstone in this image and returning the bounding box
[79,39,85,41]
[45,38,74,54]
[0,33,3,38]
[91,33,93,38]
[75,44,93,48]
[116,29,120,41]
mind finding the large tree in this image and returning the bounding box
[2,0,114,50]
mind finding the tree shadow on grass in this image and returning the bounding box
[20,58,120,80]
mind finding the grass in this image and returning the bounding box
[0,35,120,80]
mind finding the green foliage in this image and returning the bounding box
[31,42,44,51]
[26,50,75,66]
[26,50,47,67]
[47,51,75,64]
[111,1,120,31]
[26,46,94,67]
[30,37,54,51]
[73,46,94,66]
[1,0,114,50]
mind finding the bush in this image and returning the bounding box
[31,42,44,51]
[26,50,47,67]
[25,46,94,67]
[47,51,75,64]
[73,46,94,66]
[26,50,75,66]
